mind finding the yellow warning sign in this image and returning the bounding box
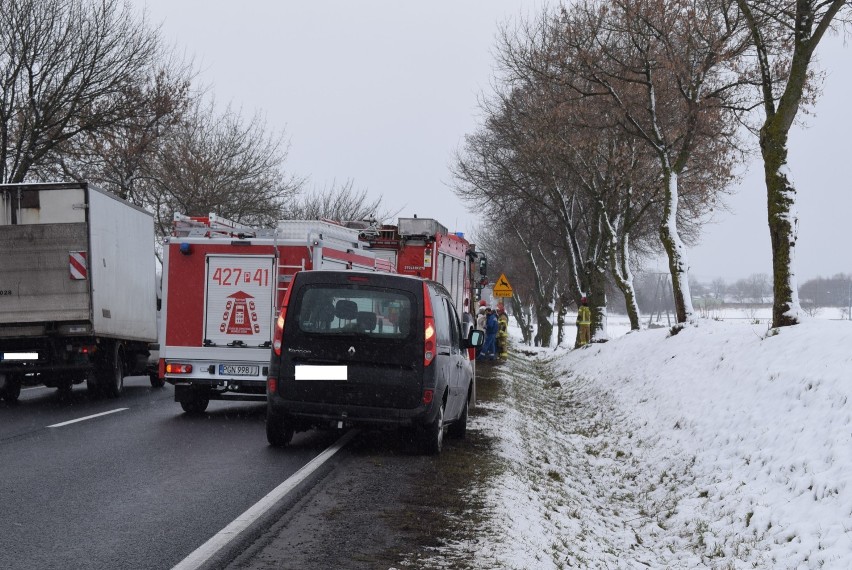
[492,273,513,298]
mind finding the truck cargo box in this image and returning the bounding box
[0,182,158,401]
[0,183,157,341]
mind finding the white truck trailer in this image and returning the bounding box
[0,182,158,401]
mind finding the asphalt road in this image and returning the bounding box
[0,377,342,570]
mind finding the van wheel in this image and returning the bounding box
[1,374,22,403]
[266,412,294,447]
[419,401,445,455]
[447,397,468,439]
[180,395,209,415]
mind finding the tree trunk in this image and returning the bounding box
[535,309,553,347]
[760,125,803,327]
[608,227,641,331]
[658,168,694,324]
[610,235,642,331]
[555,296,566,347]
[510,294,533,346]
[587,263,608,343]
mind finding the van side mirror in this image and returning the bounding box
[466,329,484,348]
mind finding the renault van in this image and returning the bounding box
[266,270,483,454]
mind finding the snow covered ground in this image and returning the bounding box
[437,312,852,569]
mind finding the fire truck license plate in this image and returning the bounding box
[219,364,259,376]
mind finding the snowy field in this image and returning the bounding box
[432,311,852,569]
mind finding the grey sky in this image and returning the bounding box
[139,1,850,282]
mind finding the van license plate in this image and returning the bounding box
[295,365,348,381]
[219,364,259,376]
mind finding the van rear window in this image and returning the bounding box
[296,286,413,338]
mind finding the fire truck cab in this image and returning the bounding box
[357,217,474,315]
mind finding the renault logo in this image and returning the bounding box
[347,346,356,357]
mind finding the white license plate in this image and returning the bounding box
[295,365,348,381]
[219,364,259,376]
[1,352,39,361]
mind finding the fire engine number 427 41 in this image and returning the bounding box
[211,267,270,287]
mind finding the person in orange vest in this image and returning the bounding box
[577,296,592,346]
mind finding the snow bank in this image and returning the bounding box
[461,318,852,569]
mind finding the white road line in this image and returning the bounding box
[172,429,360,570]
[22,386,51,391]
[47,408,129,428]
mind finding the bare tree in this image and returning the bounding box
[734,0,851,327]
[474,211,564,347]
[146,100,303,239]
[711,277,728,300]
[0,0,161,206]
[285,178,397,223]
[745,272,770,304]
[800,274,852,308]
[461,1,736,340]
[43,52,195,206]
[534,0,748,325]
[452,90,572,346]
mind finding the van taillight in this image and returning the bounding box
[423,282,435,367]
[273,278,296,357]
[267,377,277,394]
[272,313,285,356]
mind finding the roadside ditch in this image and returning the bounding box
[223,360,511,570]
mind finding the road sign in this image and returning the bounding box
[492,273,513,298]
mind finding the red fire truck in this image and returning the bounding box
[356,217,488,401]
[158,214,393,413]
[356,217,486,327]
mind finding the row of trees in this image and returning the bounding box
[690,273,851,308]
[502,270,847,345]
[0,0,387,258]
[455,0,850,347]
[691,274,771,305]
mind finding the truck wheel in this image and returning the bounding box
[86,371,102,397]
[418,400,445,455]
[1,374,22,404]
[266,411,294,447]
[180,395,209,415]
[100,343,125,398]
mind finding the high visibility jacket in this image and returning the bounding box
[577,306,591,326]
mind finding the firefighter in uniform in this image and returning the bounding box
[577,296,592,346]
[496,311,509,359]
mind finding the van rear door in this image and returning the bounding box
[280,278,422,410]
